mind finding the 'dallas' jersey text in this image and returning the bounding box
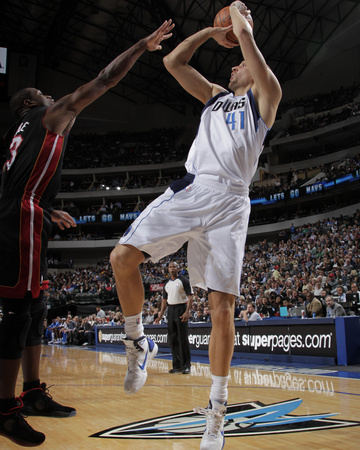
[185,90,269,189]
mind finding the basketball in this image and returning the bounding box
[213,6,238,44]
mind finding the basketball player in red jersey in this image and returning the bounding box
[0,20,174,447]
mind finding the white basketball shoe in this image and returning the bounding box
[194,400,226,450]
[123,336,158,394]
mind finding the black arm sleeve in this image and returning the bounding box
[162,281,168,300]
[179,275,192,296]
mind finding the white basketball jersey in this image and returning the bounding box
[185,90,269,189]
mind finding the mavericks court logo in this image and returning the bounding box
[91,398,360,440]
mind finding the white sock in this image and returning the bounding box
[210,374,229,408]
[124,313,143,340]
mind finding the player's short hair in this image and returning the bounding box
[9,87,34,119]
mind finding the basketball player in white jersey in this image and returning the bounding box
[110,2,281,448]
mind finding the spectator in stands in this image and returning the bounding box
[59,316,76,344]
[325,273,337,291]
[306,292,325,317]
[82,317,99,346]
[96,306,106,318]
[282,298,294,314]
[114,312,125,325]
[274,295,283,313]
[234,299,241,319]
[195,308,206,323]
[65,316,82,345]
[48,317,61,344]
[203,306,212,323]
[313,279,323,297]
[343,257,354,272]
[272,266,281,281]
[346,282,360,303]
[189,303,199,322]
[296,294,308,310]
[238,296,247,312]
[255,297,262,312]
[73,317,92,345]
[143,307,155,324]
[240,303,262,322]
[258,296,274,317]
[43,319,52,344]
[289,289,301,305]
[334,285,347,303]
[325,295,346,317]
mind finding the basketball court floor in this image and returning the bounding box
[3,344,360,449]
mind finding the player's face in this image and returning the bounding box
[31,89,55,107]
[228,61,253,91]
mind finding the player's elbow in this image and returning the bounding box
[163,54,173,72]
[163,53,184,72]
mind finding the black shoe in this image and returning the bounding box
[182,367,191,374]
[0,398,45,446]
[169,368,182,374]
[20,383,76,418]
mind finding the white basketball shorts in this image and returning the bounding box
[119,176,250,297]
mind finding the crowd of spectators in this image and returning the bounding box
[277,82,360,117]
[44,258,117,306]
[62,127,188,169]
[42,83,360,240]
[285,102,360,137]
[48,194,357,241]
[239,212,360,317]
[44,308,125,346]
[188,212,360,320]
[49,150,360,236]
[249,199,357,227]
[58,152,360,196]
[53,83,360,174]
[43,210,360,337]
[58,170,186,193]
[251,152,360,199]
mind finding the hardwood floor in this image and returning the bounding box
[3,344,360,449]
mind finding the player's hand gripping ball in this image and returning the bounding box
[214,6,238,43]
[214,3,253,43]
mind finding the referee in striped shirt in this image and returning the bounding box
[155,262,193,374]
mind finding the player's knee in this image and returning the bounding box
[0,309,32,359]
[110,244,127,269]
[210,300,234,326]
[110,244,143,273]
[26,297,47,347]
[212,307,233,325]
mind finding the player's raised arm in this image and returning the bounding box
[230,1,281,128]
[44,20,174,136]
[163,27,233,105]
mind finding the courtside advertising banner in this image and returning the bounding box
[96,321,336,357]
